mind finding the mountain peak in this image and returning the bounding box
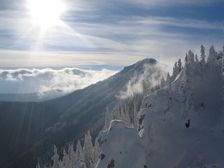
[122,58,157,73]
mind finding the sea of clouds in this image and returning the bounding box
[0,67,117,98]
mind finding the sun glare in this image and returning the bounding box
[27,0,66,31]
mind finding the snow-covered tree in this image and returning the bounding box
[83,131,94,168]
[188,50,195,63]
[172,62,179,80]
[51,146,60,168]
[93,138,100,165]
[195,54,199,62]
[200,45,206,63]
[67,143,76,167]
[61,149,69,168]
[75,140,86,168]
[160,77,166,88]
[208,45,217,63]
[177,59,182,72]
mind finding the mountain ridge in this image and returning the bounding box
[0,58,164,168]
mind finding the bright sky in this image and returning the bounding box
[0,0,223,67]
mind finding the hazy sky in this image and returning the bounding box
[0,0,223,67]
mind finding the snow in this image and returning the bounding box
[96,47,224,168]
[138,58,224,167]
[96,120,146,168]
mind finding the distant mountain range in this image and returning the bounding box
[0,58,165,168]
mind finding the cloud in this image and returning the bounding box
[63,0,222,12]
[0,12,223,68]
[0,0,223,68]
[0,67,117,98]
[119,63,167,99]
[113,0,222,7]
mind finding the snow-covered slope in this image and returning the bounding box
[95,47,224,168]
[138,60,224,168]
[133,55,223,168]
[96,120,146,168]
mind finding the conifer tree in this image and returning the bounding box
[208,45,217,63]
[83,131,94,168]
[200,45,206,63]
[51,146,60,168]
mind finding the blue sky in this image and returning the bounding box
[0,0,223,67]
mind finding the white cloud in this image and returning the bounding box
[0,67,117,97]
[0,1,223,68]
[115,0,221,7]
[119,63,167,99]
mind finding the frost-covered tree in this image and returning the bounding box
[207,45,218,64]
[75,140,86,168]
[178,59,182,70]
[195,54,199,62]
[200,45,206,63]
[188,50,195,63]
[83,131,94,168]
[67,143,76,167]
[61,149,69,168]
[166,72,171,89]
[93,138,100,165]
[172,62,179,79]
[51,146,60,168]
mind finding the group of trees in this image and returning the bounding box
[185,45,223,66]
[104,93,144,129]
[37,131,100,168]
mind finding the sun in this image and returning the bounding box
[27,0,66,31]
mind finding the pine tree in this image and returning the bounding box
[93,138,100,166]
[51,146,60,168]
[68,143,76,167]
[200,45,206,63]
[177,59,182,72]
[75,140,86,168]
[195,54,199,62]
[62,149,69,168]
[208,45,217,63]
[188,50,195,63]
[83,131,94,168]
[172,62,179,80]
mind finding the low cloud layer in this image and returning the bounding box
[0,67,117,98]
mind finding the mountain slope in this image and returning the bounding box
[95,49,224,168]
[0,58,164,168]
